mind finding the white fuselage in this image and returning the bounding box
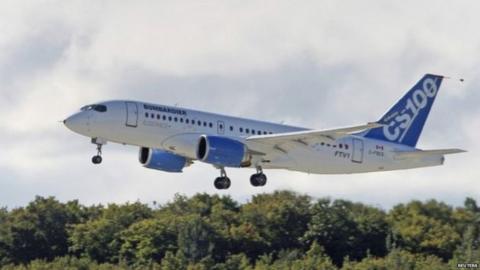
[64,100,444,174]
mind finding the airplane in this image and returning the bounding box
[64,74,466,189]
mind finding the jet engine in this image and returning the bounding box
[196,135,251,167]
[139,147,187,172]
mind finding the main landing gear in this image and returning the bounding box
[91,138,106,165]
[250,166,267,187]
[214,168,231,190]
[213,167,268,190]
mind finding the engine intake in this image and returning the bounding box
[139,147,187,173]
[197,135,251,167]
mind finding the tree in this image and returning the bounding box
[341,249,448,270]
[0,207,12,265]
[161,251,188,270]
[68,202,152,263]
[214,253,252,270]
[302,199,388,265]
[157,193,239,219]
[1,192,478,268]
[387,200,461,260]
[235,191,312,258]
[120,219,177,265]
[5,196,85,264]
[177,215,221,263]
[449,198,480,268]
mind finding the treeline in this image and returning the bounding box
[0,191,478,270]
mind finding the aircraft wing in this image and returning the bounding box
[393,149,467,159]
[245,122,382,153]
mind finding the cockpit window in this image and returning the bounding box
[94,105,107,112]
[81,105,94,111]
[80,104,107,112]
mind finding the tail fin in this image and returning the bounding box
[363,74,444,147]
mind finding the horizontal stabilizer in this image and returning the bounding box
[394,148,466,159]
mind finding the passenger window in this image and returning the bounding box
[240,127,243,132]
[333,145,337,148]
[230,126,234,131]
[180,118,184,123]
[168,116,172,121]
[203,122,207,127]
[186,119,189,124]
[257,130,261,135]
[157,114,160,120]
[174,117,178,122]
[339,144,343,149]
[321,142,325,146]
[163,115,166,120]
[326,144,331,147]
[145,112,148,118]
[263,131,267,135]
[345,144,349,150]
[269,132,273,134]
[252,129,255,134]
[209,122,213,128]
[198,120,201,126]
[151,113,155,118]
[246,129,250,134]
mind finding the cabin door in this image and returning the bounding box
[125,102,138,127]
[352,138,364,163]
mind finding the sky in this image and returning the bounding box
[0,1,479,209]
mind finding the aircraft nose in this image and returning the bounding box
[64,112,89,134]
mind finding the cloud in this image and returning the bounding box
[0,1,479,208]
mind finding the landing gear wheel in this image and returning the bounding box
[214,168,231,190]
[250,173,267,187]
[214,177,231,190]
[91,138,105,165]
[92,155,102,164]
[257,173,267,186]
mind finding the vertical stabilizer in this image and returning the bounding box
[363,74,444,147]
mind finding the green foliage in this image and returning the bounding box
[387,200,461,260]
[0,193,478,269]
[341,249,449,270]
[235,191,312,258]
[177,215,221,263]
[449,198,480,267]
[161,251,187,270]
[0,256,128,270]
[251,242,337,270]
[214,253,252,270]
[68,201,152,263]
[1,197,88,264]
[302,198,388,265]
[0,207,12,265]
[119,218,176,265]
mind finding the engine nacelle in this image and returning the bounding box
[139,147,187,173]
[196,135,251,167]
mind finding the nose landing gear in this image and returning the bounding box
[250,166,267,187]
[91,138,106,165]
[214,168,231,190]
